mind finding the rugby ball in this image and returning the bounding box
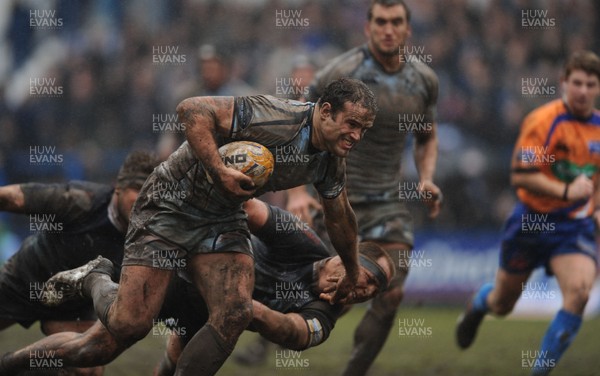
[218,141,274,188]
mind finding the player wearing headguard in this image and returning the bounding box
[153,199,395,375]
[0,199,393,376]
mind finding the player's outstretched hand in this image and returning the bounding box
[319,270,379,304]
[420,180,442,219]
[320,269,371,305]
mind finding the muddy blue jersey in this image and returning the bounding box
[153,95,345,212]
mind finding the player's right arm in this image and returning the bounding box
[510,110,593,202]
[511,173,593,202]
[251,300,309,350]
[177,96,255,198]
[0,182,100,220]
[0,185,25,212]
[251,299,340,350]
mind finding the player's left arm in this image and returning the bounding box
[320,189,363,304]
[413,68,442,218]
[414,123,442,218]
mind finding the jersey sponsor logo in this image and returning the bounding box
[551,160,597,182]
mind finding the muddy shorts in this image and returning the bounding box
[122,175,253,269]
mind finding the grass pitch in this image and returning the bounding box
[1,305,599,375]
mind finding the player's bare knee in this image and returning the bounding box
[224,299,253,328]
[563,284,591,312]
[210,300,253,339]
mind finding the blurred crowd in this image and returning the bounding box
[0,0,598,247]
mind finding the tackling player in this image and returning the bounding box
[284,1,442,374]
[456,50,600,375]
[0,199,394,375]
[150,199,395,375]
[0,150,159,375]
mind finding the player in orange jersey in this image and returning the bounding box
[456,50,600,376]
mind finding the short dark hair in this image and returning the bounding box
[562,50,600,82]
[367,0,411,23]
[116,150,160,190]
[318,77,378,118]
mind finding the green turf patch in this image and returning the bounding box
[1,305,599,375]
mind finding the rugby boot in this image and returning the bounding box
[456,302,486,349]
[41,256,114,307]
